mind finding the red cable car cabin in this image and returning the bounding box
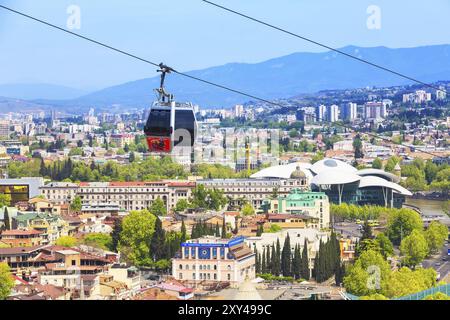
[144,63,197,154]
[144,101,197,153]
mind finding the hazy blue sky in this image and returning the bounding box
[1,0,450,90]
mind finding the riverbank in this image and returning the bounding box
[411,192,448,201]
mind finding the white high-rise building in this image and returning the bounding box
[326,105,339,123]
[233,104,244,118]
[436,87,447,101]
[341,103,357,121]
[0,120,10,139]
[316,105,327,122]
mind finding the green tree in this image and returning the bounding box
[150,216,166,261]
[55,236,78,247]
[0,262,14,300]
[425,221,448,254]
[292,244,301,280]
[400,230,429,268]
[386,209,423,245]
[221,217,226,239]
[384,267,436,298]
[385,156,400,173]
[267,224,282,233]
[423,292,450,300]
[375,233,394,259]
[311,152,325,164]
[281,233,291,276]
[3,207,11,231]
[149,198,167,216]
[69,147,83,157]
[353,134,364,159]
[241,203,255,216]
[175,199,189,213]
[111,218,122,252]
[129,152,136,163]
[372,158,383,169]
[301,239,310,280]
[343,250,391,296]
[82,233,112,251]
[0,194,11,208]
[70,196,82,212]
[180,220,187,243]
[119,209,156,266]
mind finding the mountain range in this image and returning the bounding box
[3,44,450,112]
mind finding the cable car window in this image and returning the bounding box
[174,110,195,146]
[145,109,171,137]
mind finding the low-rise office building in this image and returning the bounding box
[40,181,195,212]
[262,189,330,229]
[172,236,255,286]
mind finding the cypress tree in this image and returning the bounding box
[39,158,47,177]
[221,217,227,238]
[281,233,291,276]
[261,248,266,274]
[215,222,220,237]
[317,239,324,282]
[111,218,122,252]
[150,215,166,260]
[335,262,345,286]
[266,244,276,274]
[181,219,187,243]
[292,244,301,279]
[152,216,167,260]
[4,207,11,231]
[272,240,281,276]
[301,238,310,280]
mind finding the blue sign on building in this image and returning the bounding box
[6,148,20,155]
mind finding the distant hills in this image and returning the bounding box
[3,44,450,112]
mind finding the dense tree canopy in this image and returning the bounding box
[400,230,429,268]
[0,263,14,300]
[119,209,157,266]
[55,236,78,247]
[425,221,448,254]
[386,209,423,245]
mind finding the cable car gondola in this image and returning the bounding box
[144,63,197,153]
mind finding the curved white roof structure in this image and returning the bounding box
[250,162,312,180]
[358,176,412,196]
[311,170,361,186]
[310,158,358,175]
[357,169,400,183]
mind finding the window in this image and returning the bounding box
[227,274,231,281]
[179,273,183,279]
[179,264,183,270]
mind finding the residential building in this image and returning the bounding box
[0,229,44,247]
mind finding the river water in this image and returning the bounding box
[405,198,447,215]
